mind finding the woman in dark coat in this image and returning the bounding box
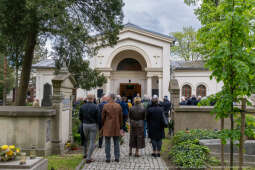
[129,97,146,157]
[147,95,165,157]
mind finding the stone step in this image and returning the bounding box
[210,152,255,166]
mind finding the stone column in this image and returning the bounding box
[106,76,111,95]
[147,75,152,98]
[169,79,180,108]
[158,75,163,100]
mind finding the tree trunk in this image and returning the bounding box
[15,65,19,102]
[230,112,234,170]
[239,98,246,170]
[221,117,225,170]
[2,56,7,105]
[15,29,37,106]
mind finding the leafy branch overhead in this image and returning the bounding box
[0,0,124,105]
[55,57,106,91]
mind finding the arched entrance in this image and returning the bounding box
[110,50,147,98]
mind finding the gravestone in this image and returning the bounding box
[41,83,52,107]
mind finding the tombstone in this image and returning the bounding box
[51,69,77,155]
[169,79,180,108]
[41,83,52,107]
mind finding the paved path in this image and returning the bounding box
[81,133,169,170]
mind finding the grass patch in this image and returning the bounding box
[46,154,83,170]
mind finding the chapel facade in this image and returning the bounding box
[89,23,174,99]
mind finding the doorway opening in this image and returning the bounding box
[119,83,141,101]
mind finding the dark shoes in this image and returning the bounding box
[151,153,156,157]
[151,153,160,157]
[83,155,87,159]
[86,159,95,164]
[105,159,119,163]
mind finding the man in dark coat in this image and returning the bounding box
[147,95,165,157]
[79,94,99,163]
[98,95,108,148]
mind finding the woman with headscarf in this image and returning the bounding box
[129,97,146,157]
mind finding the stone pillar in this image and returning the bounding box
[51,69,77,155]
[147,75,152,98]
[106,76,111,95]
[158,75,163,100]
[169,79,180,108]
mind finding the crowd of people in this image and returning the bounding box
[179,95,202,105]
[78,93,172,163]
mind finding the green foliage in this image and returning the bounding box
[198,94,217,106]
[188,0,255,119]
[172,129,220,145]
[170,140,210,168]
[56,57,106,90]
[72,100,84,144]
[170,129,219,168]
[46,154,83,170]
[0,55,15,100]
[0,0,124,105]
[170,26,202,61]
[235,114,255,140]
[72,118,81,144]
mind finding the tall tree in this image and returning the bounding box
[0,0,124,105]
[170,26,202,61]
[0,55,15,104]
[185,0,255,169]
[55,56,106,91]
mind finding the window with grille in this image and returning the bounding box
[182,85,192,98]
[196,85,206,97]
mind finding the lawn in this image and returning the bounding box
[46,154,83,170]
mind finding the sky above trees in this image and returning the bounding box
[123,0,201,34]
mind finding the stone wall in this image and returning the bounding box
[174,106,255,132]
[0,106,56,156]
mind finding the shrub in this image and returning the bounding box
[169,129,219,168]
[170,140,210,168]
[172,129,220,145]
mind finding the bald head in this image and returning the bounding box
[87,94,94,102]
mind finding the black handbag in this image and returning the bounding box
[162,112,169,128]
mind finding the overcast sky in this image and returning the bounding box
[122,0,201,35]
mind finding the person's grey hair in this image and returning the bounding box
[109,94,116,100]
[143,94,149,100]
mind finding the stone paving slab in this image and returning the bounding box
[81,134,169,170]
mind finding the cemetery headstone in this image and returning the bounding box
[41,83,52,107]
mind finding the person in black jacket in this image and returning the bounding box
[79,94,100,163]
[97,95,108,148]
[161,96,172,135]
[147,95,165,157]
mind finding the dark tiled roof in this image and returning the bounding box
[171,60,207,70]
[32,59,56,69]
[124,22,175,40]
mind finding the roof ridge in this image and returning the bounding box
[124,22,174,40]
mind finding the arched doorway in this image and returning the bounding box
[110,50,147,98]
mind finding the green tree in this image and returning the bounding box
[0,55,15,104]
[185,0,255,169]
[171,26,202,61]
[55,56,106,91]
[0,0,124,106]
